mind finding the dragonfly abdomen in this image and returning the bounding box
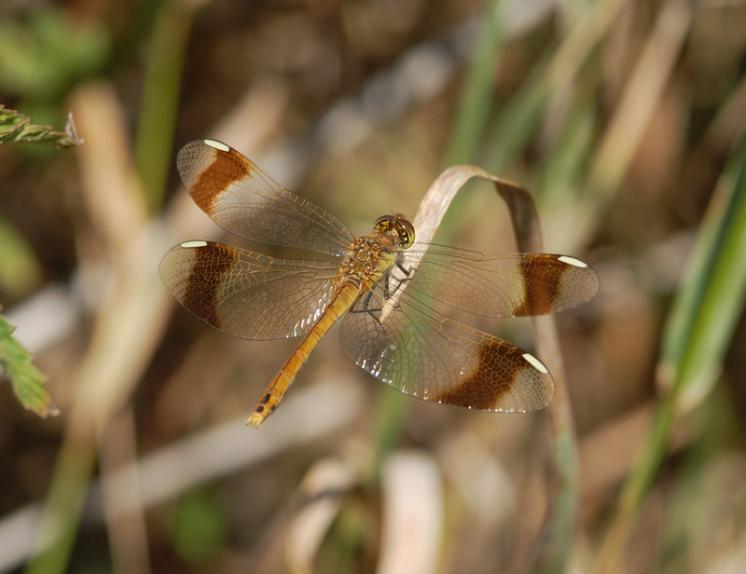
[247,281,362,427]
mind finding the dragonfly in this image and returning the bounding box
[160,139,599,428]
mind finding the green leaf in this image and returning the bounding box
[0,105,81,147]
[0,313,59,418]
[168,489,227,565]
[0,8,108,100]
[0,217,42,296]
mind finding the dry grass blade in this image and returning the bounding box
[383,166,538,317]
[285,458,358,574]
[383,164,578,573]
[25,80,289,574]
[96,409,151,574]
[27,82,163,574]
[565,0,693,251]
[377,451,443,574]
[89,379,362,515]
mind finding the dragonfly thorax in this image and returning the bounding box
[338,235,397,289]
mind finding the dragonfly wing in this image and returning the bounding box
[161,241,339,340]
[340,288,554,412]
[398,245,599,318]
[177,140,355,257]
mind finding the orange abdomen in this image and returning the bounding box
[247,281,362,427]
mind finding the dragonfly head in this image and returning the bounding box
[374,214,415,249]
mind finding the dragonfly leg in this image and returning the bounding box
[349,290,383,325]
[386,261,412,298]
[395,259,413,277]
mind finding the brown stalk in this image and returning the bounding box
[96,410,152,574]
[26,79,289,572]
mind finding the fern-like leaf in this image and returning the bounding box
[0,105,82,147]
[0,313,59,418]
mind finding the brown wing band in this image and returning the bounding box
[182,243,238,327]
[191,148,252,213]
[436,340,519,409]
[514,254,566,315]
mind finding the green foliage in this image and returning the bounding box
[0,314,58,418]
[0,218,42,296]
[535,102,596,205]
[317,497,369,574]
[0,103,70,417]
[659,138,746,404]
[168,489,228,565]
[0,8,108,100]
[134,0,195,211]
[482,57,551,173]
[600,137,746,567]
[445,0,502,165]
[0,104,81,147]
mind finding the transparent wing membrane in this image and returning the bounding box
[340,284,554,413]
[165,140,599,420]
[397,245,599,318]
[160,241,339,340]
[177,140,355,257]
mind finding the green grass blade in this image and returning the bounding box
[445,0,503,165]
[660,139,746,401]
[481,57,550,173]
[598,137,746,571]
[134,0,194,212]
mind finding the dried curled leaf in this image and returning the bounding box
[0,314,59,418]
[0,105,82,147]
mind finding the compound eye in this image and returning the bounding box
[397,218,415,248]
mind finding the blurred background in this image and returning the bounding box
[0,0,745,572]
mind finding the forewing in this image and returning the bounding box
[340,288,554,412]
[177,140,355,257]
[160,241,339,340]
[397,245,599,318]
